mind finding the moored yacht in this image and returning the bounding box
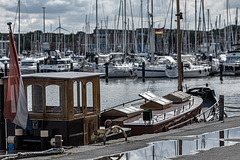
[223,44,240,76]
[20,57,45,74]
[166,61,211,78]
[135,56,176,78]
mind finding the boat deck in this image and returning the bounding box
[124,96,202,126]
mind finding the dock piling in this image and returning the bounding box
[219,95,224,121]
[142,62,145,82]
[220,63,223,81]
[105,62,109,83]
[37,63,40,73]
[4,63,7,76]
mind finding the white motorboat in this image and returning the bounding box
[166,61,211,78]
[20,57,45,74]
[222,44,240,76]
[135,56,176,78]
[94,52,135,78]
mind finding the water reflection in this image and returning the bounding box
[95,127,240,160]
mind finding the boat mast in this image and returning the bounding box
[124,0,127,54]
[96,0,99,54]
[177,0,182,91]
[42,7,46,42]
[18,0,20,56]
[195,0,197,54]
[141,0,143,53]
[150,0,154,64]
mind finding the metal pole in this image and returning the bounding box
[18,0,20,56]
[141,0,143,53]
[5,119,7,150]
[42,7,46,42]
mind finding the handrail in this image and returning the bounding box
[168,100,219,130]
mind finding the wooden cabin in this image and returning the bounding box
[4,72,102,147]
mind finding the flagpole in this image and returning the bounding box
[5,119,7,150]
[4,22,13,151]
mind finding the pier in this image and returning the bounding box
[14,115,240,160]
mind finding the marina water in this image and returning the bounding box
[100,76,240,117]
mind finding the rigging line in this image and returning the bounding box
[163,0,172,28]
[100,0,106,27]
[21,0,33,32]
[13,1,20,33]
[117,0,123,30]
[87,0,93,32]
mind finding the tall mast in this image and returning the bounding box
[150,0,154,64]
[177,0,182,91]
[96,0,99,54]
[219,14,221,51]
[141,0,143,53]
[42,7,46,42]
[18,0,20,55]
[195,0,197,54]
[124,0,126,54]
[235,8,238,44]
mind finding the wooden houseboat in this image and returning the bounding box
[3,72,102,149]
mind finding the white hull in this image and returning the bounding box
[94,63,135,78]
[165,62,210,78]
[135,65,166,78]
[223,63,240,76]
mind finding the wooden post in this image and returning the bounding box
[4,63,7,76]
[105,62,109,83]
[70,62,73,71]
[220,63,223,81]
[142,61,145,82]
[37,63,40,73]
[219,95,224,121]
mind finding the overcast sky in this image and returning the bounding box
[0,0,239,34]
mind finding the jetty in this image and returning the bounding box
[13,115,240,160]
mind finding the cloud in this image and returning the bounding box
[0,0,240,34]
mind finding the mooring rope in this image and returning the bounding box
[225,106,240,109]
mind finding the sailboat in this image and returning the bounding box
[100,0,217,137]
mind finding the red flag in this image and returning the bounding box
[4,23,29,129]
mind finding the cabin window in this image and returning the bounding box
[73,81,83,114]
[27,85,43,113]
[86,82,94,112]
[45,85,62,114]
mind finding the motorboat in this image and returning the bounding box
[222,44,240,76]
[166,61,211,78]
[20,57,45,74]
[135,56,176,78]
